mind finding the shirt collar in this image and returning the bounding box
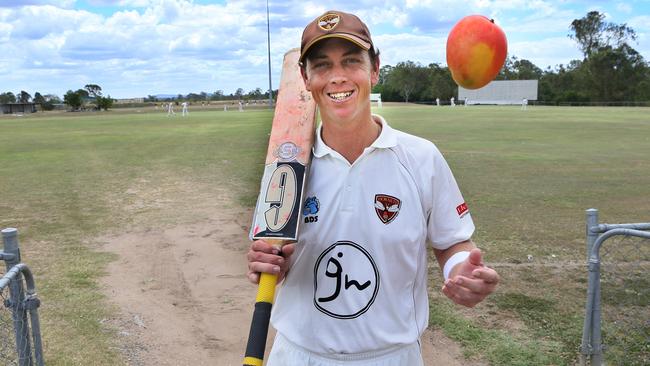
[313,114,398,158]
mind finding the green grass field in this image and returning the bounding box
[1,105,648,365]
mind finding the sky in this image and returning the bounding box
[1,0,649,99]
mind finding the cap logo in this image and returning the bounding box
[318,13,340,31]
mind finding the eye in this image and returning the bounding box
[313,61,330,69]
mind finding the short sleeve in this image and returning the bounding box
[427,151,474,249]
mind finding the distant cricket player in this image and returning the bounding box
[181,101,189,116]
[167,102,175,116]
[246,10,499,365]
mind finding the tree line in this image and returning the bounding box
[0,90,60,110]
[143,87,275,103]
[0,84,114,111]
[374,11,650,104]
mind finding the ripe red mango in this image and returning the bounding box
[446,15,508,89]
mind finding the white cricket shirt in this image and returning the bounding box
[271,115,474,354]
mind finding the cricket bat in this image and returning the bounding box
[243,48,317,366]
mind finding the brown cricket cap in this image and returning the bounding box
[300,10,374,62]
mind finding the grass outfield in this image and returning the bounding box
[1,105,648,365]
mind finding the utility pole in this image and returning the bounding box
[266,0,273,108]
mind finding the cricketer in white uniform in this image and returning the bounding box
[247,10,499,366]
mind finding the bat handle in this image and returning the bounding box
[243,271,278,366]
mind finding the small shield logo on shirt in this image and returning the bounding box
[374,194,401,224]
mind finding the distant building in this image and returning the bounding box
[458,80,538,105]
[0,103,37,114]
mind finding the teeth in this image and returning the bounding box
[329,91,352,100]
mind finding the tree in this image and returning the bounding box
[498,56,543,80]
[0,92,16,103]
[377,65,393,85]
[567,11,648,102]
[186,93,202,102]
[583,44,647,101]
[96,95,114,111]
[211,90,224,101]
[386,61,429,103]
[84,84,103,98]
[18,90,31,103]
[569,11,637,58]
[64,90,84,110]
[33,92,45,105]
[41,94,60,111]
[248,88,263,100]
[427,63,457,101]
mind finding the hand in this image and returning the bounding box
[246,240,295,284]
[442,248,499,308]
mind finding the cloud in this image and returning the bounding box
[509,36,583,69]
[375,33,447,67]
[9,5,98,40]
[628,15,650,32]
[0,0,74,7]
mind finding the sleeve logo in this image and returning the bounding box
[456,202,469,217]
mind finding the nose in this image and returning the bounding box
[329,64,348,85]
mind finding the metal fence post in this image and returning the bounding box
[2,228,34,366]
[586,208,599,261]
[580,208,600,365]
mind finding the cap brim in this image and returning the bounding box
[300,33,372,62]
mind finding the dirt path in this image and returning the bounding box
[99,198,483,365]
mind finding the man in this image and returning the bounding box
[247,10,499,365]
[181,101,189,116]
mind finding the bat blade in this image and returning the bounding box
[243,48,317,366]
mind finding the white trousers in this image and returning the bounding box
[267,333,424,366]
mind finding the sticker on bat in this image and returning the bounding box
[251,161,307,240]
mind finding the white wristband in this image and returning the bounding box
[443,251,470,281]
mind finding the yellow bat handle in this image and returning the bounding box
[243,241,282,366]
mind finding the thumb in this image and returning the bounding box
[468,248,483,266]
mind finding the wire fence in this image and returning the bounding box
[580,209,650,366]
[0,284,19,365]
[1,228,44,366]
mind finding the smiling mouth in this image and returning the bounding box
[328,91,353,101]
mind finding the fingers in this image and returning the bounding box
[442,278,490,307]
[280,243,296,258]
[246,240,294,285]
[442,281,483,307]
[247,270,260,284]
[442,267,499,307]
[468,248,483,267]
[472,267,500,285]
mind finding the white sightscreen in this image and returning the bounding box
[458,80,538,105]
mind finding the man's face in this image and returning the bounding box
[301,38,379,124]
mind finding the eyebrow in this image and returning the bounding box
[311,46,363,60]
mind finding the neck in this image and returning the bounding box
[321,113,381,164]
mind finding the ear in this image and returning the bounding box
[300,65,311,92]
[370,56,380,87]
